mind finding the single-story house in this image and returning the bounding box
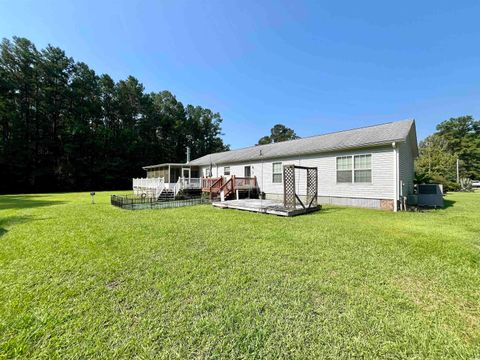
[141,119,418,211]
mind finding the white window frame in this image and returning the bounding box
[336,156,353,183]
[336,154,372,184]
[272,162,282,183]
[353,154,372,183]
[224,166,230,176]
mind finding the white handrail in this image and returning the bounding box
[186,178,201,189]
[132,177,202,199]
[174,177,201,197]
[174,177,182,197]
[155,178,165,199]
[182,177,201,189]
[132,177,164,188]
[132,177,165,198]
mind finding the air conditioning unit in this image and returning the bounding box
[416,184,444,208]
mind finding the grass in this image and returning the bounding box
[0,191,479,358]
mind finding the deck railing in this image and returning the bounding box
[219,177,235,200]
[174,177,201,197]
[132,177,165,198]
[202,176,258,192]
[133,177,164,189]
[235,176,257,189]
[182,177,201,189]
[210,177,224,192]
[202,177,223,191]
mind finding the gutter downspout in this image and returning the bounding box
[392,142,398,212]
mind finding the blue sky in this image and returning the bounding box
[1,0,479,148]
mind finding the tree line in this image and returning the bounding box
[0,37,229,194]
[415,116,479,190]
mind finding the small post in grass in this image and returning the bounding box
[90,192,96,204]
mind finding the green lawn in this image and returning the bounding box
[0,191,479,359]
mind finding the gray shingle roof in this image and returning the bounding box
[189,119,416,166]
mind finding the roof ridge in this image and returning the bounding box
[294,118,414,141]
[193,118,414,160]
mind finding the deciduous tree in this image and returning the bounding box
[257,124,299,145]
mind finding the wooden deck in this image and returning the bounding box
[212,199,321,217]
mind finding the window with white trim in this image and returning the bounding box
[336,156,352,183]
[336,154,372,183]
[224,166,230,176]
[354,154,372,183]
[272,162,282,183]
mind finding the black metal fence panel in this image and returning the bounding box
[110,195,210,210]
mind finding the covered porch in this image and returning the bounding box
[142,163,200,188]
[133,163,202,199]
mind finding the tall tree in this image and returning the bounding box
[185,105,229,159]
[435,116,480,179]
[0,36,229,194]
[148,91,186,163]
[416,135,458,181]
[64,62,102,189]
[37,45,74,190]
[415,115,480,191]
[257,124,299,145]
[0,37,41,191]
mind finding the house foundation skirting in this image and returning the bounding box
[264,193,394,210]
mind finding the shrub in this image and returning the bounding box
[429,174,460,192]
[414,172,432,185]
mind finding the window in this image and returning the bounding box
[354,154,371,183]
[272,162,282,183]
[336,154,372,183]
[336,156,352,183]
[224,166,230,176]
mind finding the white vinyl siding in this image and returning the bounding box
[272,162,282,183]
[199,145,396,202]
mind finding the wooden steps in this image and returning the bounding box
[202,176,258,201]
